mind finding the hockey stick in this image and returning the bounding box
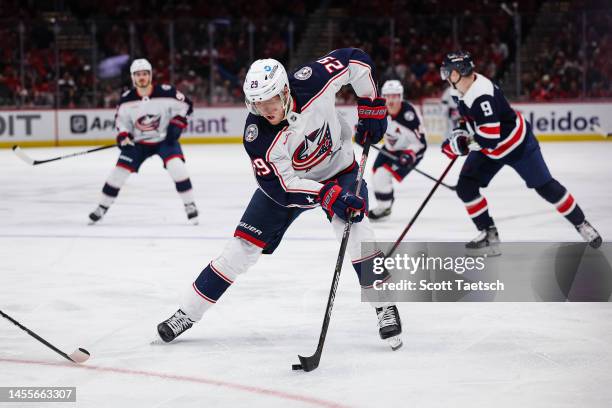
[369,144,457,191]
[0,310,90,363]
[293,140,372,372]
[12,144,116,166]
[386,157,458,257]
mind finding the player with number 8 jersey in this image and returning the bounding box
[157,48,403,351]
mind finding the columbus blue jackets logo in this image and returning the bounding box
[294,66,312,80]
[245,124,258,142]
[292,123,333,171]
[135,114,161,132]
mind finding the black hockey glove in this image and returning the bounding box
[318,181,366,222]
[355,97,388,146]
[166,116,188,144]
[397,151,416,168]
[116,132,135,153]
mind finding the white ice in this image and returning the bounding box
[1,142,611,408]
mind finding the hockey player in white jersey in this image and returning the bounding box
[157,48,403,350]
[369,80,427,220]
[88,59,199,224]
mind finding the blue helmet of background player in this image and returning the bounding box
[440,51,475,87]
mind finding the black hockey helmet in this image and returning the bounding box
[440,51,475,81]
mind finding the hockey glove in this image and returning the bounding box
[166,115,188,144]
[441,128,471,159]
[318,181,366,222]
[355,97,388,146]
[116,132,135,153]
[398,150,416,168]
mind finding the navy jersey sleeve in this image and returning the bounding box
[468,94,501,148]
[396,102,422,130]
[159,84,194,117]
[290,48,379,107]
[242,115,320,208]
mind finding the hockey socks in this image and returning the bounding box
[192,262,234,306]
[457,177,495,230]
[99,165,131,208]
[535,179,585,226]
[166,157,196,206]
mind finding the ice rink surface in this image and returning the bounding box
[1,142,611,407]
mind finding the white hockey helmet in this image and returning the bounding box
[130,58,152,86]
[381,79,404,97]
[243,58,291,116]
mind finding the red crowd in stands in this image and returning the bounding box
[0,0,609,107]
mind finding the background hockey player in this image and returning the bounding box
[368,79,427,220]
[88,59,199,224]
[157,48,403,350]
[440,51,602,254]
[440,85,460,140]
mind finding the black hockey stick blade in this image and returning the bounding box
[294,351,321,372]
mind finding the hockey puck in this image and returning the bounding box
[292,364,303,371]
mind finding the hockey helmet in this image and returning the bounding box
[440,51,475,81]
[243,59,291,116]
[381,79,404,97]
[130,58,153,86]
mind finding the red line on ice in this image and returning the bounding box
[0,357,350,408]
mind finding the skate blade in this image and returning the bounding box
[386,336,403,351]
[466,245,501,257]
[189,217,199,226]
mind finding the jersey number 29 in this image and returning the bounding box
[252,158,271,176]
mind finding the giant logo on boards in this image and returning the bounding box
[524,110,601,132]
[0,114,41,137]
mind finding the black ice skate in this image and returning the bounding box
[376,304,403,351]
[369,206,392,220]
[466,225,501,257]
[185,203,199,225]
[157,309,195,343]
[88,205,108,224]
[576,220,602,249]
[369,199,394,221]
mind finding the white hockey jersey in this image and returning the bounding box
[382,101,427,160]
[243,48,379,208]
[115,84,193,144]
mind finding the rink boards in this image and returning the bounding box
[1,101,611,147]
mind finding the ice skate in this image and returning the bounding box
[157,309,195,343]
[369,206,392,221]
[576,220,602,249]
[376,304,403,351]
[88,205,108,224]
[369,199,394,221]
[466,225,501,257]
[185,202,199,225]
